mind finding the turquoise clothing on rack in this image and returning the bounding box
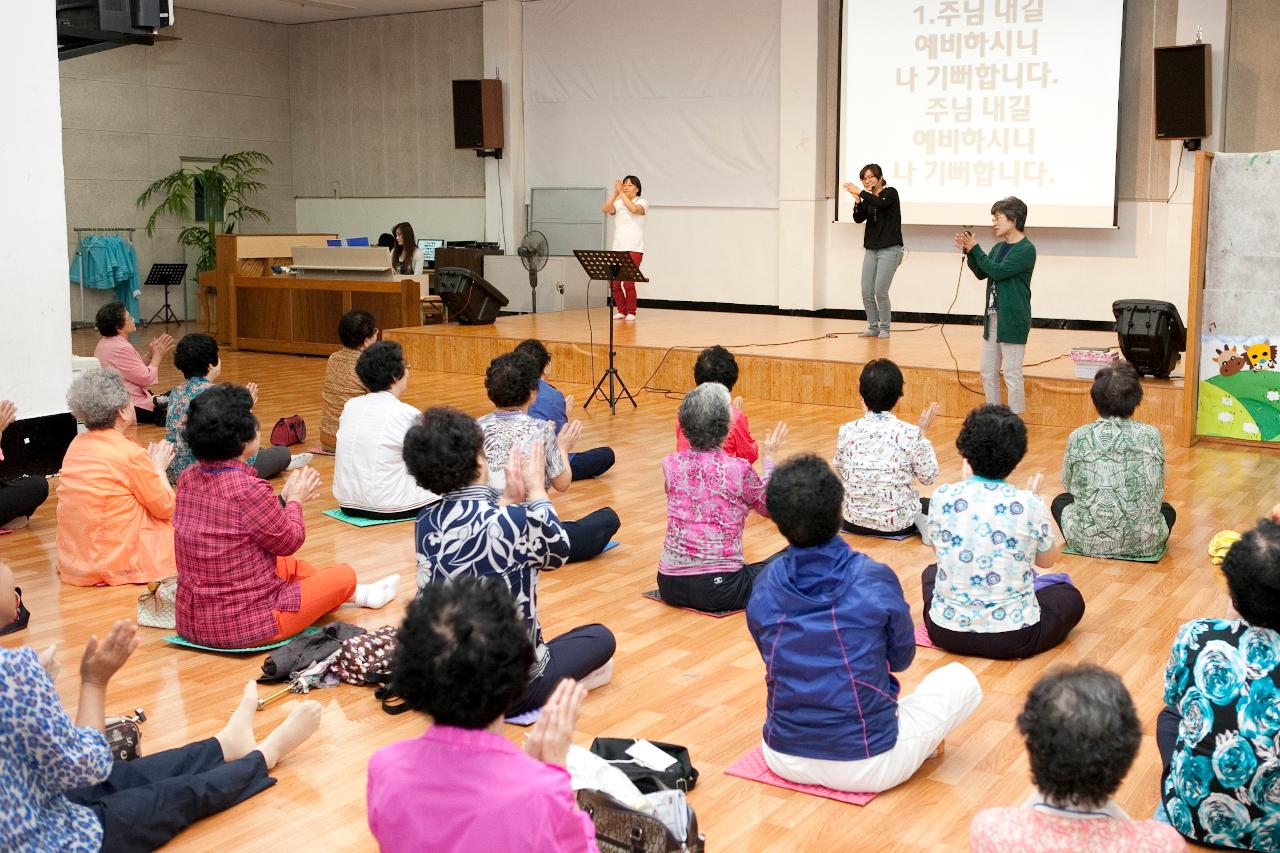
[70,236,141,321]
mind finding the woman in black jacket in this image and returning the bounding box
[844,163,904,338]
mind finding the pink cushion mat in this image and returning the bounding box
[914,622,936,648]
[724,746,877,806]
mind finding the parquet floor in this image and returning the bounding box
[3,321,1272,851]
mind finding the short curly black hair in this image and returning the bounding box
[1222,519,1280,631]
[95,302,128,337]
[337,309,376,349]
[514,339,551,374]
[766,454,843,548]
[956,404,1026,479]
[693,345,740,392]
[185,384,258,462]
[1017,664,1139,809]
[173,333,219,379]
[403,407,484,494]
[355,341,406,393]
[859,359,904,413]
[485,352,540,408]
[1090,361,1143,419]
[390,576,534,728]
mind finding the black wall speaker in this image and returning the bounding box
[1112,299,1187,379]
[452,80,504,150]
[1154,44,1211,140]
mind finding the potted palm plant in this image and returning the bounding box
[136,151,273,329]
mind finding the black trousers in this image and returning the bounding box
[67,738,273,853]
[570,447,616,481]
[1051,492,1177,532]
[656,548,787,613]
[562,507,621,563]
[512,623,616,714]
[0,476,49,527]
[841,497,930,538]
[133,396,169,426]
[251,445,291,480]
[921,564,1085,660]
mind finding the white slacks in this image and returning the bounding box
[980,312,1026,413]
[761,662,982,793]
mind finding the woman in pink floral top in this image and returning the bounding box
[658,382,788,613]
[970,664,1183,852]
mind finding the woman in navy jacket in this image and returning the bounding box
[746,454,982,793]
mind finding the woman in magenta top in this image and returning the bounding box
[92,302,174,425]
[368,576,599,853]
[659,382,788,613]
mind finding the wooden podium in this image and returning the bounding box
[213,233,336,343]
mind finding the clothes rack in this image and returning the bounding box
[72,227,137,327]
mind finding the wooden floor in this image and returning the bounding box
[4,320,1270,851]
[387,309,1186,442]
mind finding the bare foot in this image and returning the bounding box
[258,701,322,769]
[215,681,261,762]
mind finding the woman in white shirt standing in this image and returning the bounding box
[333,341,438,519]
[601,175,647,320]
[391,221,423,276]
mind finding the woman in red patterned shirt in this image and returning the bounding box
[173,385,401,648]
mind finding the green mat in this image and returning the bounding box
[322,508,415,527]
[1061,543,1168,563]
[162,627,321,653]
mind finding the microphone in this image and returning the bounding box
[961,228,974,255]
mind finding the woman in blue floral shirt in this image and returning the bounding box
[1159,518,1280,849]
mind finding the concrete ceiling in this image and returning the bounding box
[175,0,481,25]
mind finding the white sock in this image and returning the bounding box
[353,574,400,609]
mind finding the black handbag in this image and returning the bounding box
[588,738,699,793]
[576,789,704,853]
[104,708,146,761]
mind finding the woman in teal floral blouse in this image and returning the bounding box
[1159,518,1280,849]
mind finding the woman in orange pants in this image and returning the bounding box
[173,385,400,649]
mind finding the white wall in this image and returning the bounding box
[295,198,487,243]
[1,3,73,417]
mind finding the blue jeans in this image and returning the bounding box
[860,246,904,332]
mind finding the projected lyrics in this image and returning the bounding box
[891,1,1051,191]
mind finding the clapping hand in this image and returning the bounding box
[147,440,175,474]
[953,232,977,253]
[522,441,548,501]
[962,459,973,479]
[563,395,575,417]
[917,402,939,434]
[147,333,176,360]
[79,621,139,687]
[762,422,789,461]
[281,466,321,505]
[843,181,861,198]
[245,382,260,405]
[38,645,61,681]
[524,679,587,768]
[1025,472,1044,495]
[0,400,16,436]
[557,420,582,455]
[731,396,743,413]
[501,448,527,506]
[613,179,624,197]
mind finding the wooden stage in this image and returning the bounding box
[387,308,1185,442]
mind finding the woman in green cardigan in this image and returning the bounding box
[955,197,1035,414]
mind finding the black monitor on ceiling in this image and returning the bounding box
[417,238,445,267]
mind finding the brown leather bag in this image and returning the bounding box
[575,789,704,853]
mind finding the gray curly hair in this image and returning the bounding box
[67,368,131,430]
[678,382,732,450]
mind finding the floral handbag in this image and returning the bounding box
[136,577,177,629]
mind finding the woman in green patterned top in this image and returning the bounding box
[955,197,1035,414]
[1052,362,1175,560]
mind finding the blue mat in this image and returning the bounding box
[162,627,321,653]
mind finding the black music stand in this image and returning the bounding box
[573,250,648,414]
[143,263,189,326]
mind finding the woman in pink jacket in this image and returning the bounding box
[92,302,174,425]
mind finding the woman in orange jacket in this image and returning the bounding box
[57,369,176,586]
